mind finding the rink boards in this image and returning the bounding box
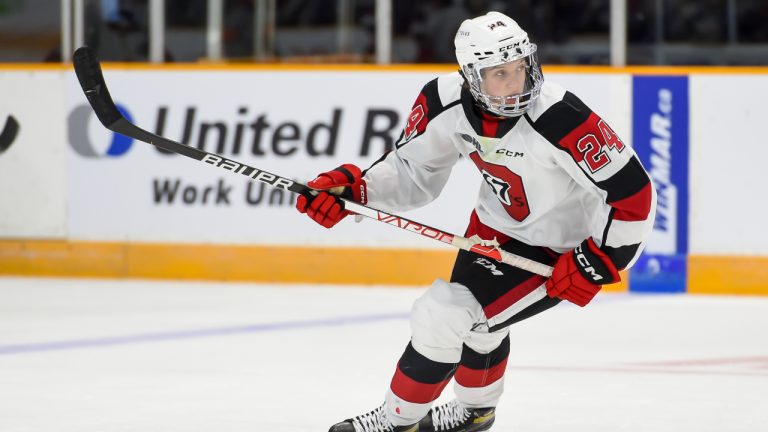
[1,64,767,294]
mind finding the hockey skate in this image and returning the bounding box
[418,399,495,432]
[328,404,418,432]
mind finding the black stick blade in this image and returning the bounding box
[0,115,19,153]
[72,46,123,128]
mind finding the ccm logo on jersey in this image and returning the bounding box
[574,244,603,282]
[496,149,523,157]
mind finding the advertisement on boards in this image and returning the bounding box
[65,69,627,248]
[630,76,689,293]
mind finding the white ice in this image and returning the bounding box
[1,277,767,432]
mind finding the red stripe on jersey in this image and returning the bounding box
[390,364,451,404]
[610,182,654,221]
[481,112,502,138]
[454,358,508,388]
[483,274,546,319]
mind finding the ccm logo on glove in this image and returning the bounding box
[546,238,620,307]
[572,239,619,285]
[575,244,604,282]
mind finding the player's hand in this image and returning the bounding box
[296,164,367,229]
[545,238,620,307]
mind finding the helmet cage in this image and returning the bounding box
[462,44,543,118]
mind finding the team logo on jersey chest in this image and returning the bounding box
[481,170,513,206]
[469,152,530,221]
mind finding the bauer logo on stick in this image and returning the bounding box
[201,154,295,190]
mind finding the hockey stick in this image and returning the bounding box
[0,115,19,154]
[72,46,553,278]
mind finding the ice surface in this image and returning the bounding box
[1,277,766,432]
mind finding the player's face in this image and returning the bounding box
[480,60,527,98]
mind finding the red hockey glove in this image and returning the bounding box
[545,238,621,307]
[295,164,367,229]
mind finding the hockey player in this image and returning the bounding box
[296,11,656,432]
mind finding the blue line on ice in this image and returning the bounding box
[0,312,410,356]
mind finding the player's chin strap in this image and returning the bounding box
[72,45,554,279]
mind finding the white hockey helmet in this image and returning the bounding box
[455,11,543,117]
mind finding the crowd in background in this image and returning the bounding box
[1,0,768,64]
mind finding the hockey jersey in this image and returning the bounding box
[363,72,656,270]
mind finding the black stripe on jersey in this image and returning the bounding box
[525,91,592,145]
[394,129,405,146]
[361,150,392,177]
[460,88,485,135]
[595,156,651,204]
[495,116,520,138]
[421,77,462,122]
[459,336,510,370]
[421,78,444,120]
[602,243,642,270]
[398,342,457,383]
[488,296,562,332]
[443,99,462,112]
[599,207,640,270]
[601,207,616,246]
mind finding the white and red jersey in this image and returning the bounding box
[363,72,656,270]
